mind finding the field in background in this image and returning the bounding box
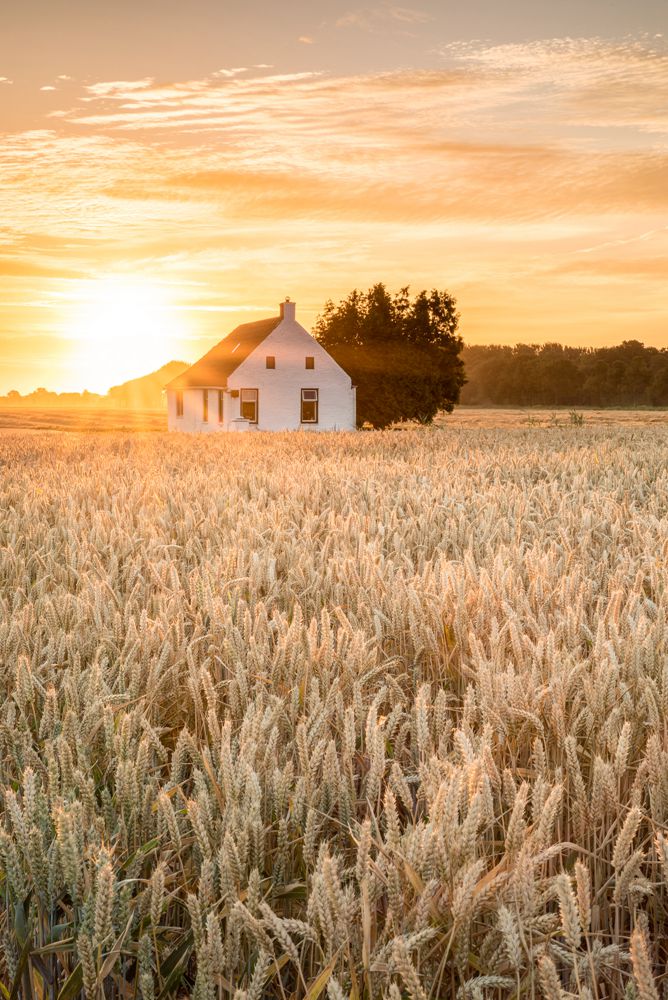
[0,427,666,999]
[1,404,668,433]
[438,406,668,428]
[0,406,164,432]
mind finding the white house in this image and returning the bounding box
[165,300,356,432]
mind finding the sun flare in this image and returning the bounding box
[64,277,187,392]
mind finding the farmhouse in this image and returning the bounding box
[166,300,356,432]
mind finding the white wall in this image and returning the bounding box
[167,309,356,432]
[167,387,227,433]
[227,315,355,431]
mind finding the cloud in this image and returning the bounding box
[83,78,155,97]
[439,36,668,135]
[298,36,315,44]
[0,258,86,279]
[40,85,56,92]
[551,256,668,280]
[46,36,665,148]
[3,45,665,236]
[0,77,12,85]
[213,67,252,78]
[387,6,431,23]
[1,35,667,368]
[336,4,431,30]
[95,144,668,227]
[576,227,668,254]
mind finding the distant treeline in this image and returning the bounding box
[461,340,668,407]
[0,361,188,410]
[0,388,107,407]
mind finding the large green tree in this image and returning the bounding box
[314,284,465,428]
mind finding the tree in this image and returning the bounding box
[314,284,465,428]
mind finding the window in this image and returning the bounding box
[202,390,208,422]
[218,389,224,423]
[176,391,184,417]
[240,388,258,423]
[301,388,318,424]
[305,356,315,370]
[266,356,276,369]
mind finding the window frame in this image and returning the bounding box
[305,356,315,370]
[176,390,184,417]
[301,388,319,424]
[202,389,208,422]
[240,388,259,424]
[266,355,276,369]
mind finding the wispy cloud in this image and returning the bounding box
[213,66,252,78]
[1,33,667,385]
[439,36,668,135]
[0,257,86,278]
[576,227,668,254]
[336,4,431,30]
[44,36,666,148]
[5,50,667,230]
[298,36,315,45]
[83,78,156,98]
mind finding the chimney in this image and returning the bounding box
[280,297,295,321]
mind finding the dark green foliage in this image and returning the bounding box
[461,340,668,407]
[314,284,465,428]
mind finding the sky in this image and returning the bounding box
[1,0,667,392]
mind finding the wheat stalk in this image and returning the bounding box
[0,427,665,999]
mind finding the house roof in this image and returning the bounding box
[166,315,282,390]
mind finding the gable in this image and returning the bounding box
[166,316,282,390]
[230,319,353,384]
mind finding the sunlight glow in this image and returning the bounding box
[64,277,187,392]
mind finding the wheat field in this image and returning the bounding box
[1,427,667,1000]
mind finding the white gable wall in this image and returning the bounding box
[167,304,356,432]
[226,313,355,431]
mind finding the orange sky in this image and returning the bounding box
[1,1,667,393]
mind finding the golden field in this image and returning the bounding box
[0,406,667,434]
[1,427,667,1000]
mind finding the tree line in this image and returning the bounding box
[460,341,668,407]
[316,286,668,424]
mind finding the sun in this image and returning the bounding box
[64,277,187,392]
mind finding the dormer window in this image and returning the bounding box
[305,356,315,369]
[266,356,276,369]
